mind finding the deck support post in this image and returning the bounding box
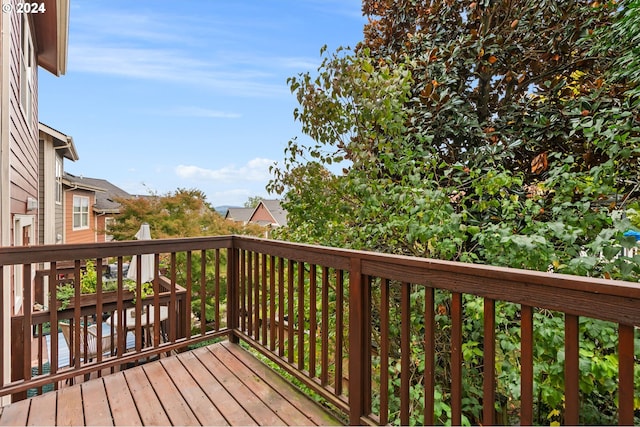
[348,256,365,425]
[227,242,240,344]
[10,316,26,402]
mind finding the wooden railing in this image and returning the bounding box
[1,237,231,401]
[1,236,639,425]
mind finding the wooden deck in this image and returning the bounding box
[0,342,343,426]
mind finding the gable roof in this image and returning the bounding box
[63,173,131,213]
[225,207,254,223]
[250,199,288,227]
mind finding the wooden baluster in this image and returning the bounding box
[287,259,295,363]
[520,305,534,425]
[424,286,435,426]
[400,282,411,426]
[269,255,277,351]
[618,323,635,426]
[483,298,496,426]
[240,250,246,333]
[247,251,253,337]
[380,279,390,426]
[214,249,220,332]
[308,264,317,378]
[227,247,239,344]
[261,253,268,346]
[564,314,580,425]
[363,275,372,415]
[348,258,364,425]
[320,266,329,386]
[249,253,260,341]
[335,269,344,396]
[297,261,305,370]
[451,292,463,427]
[278,257,285,357]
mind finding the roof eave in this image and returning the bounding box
[94,208,120,215]
[62,178,106,193]
[39,122,79,161]
[33,0,69,76]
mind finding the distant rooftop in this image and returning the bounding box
[225,207,254,223]
[63,173,131,213]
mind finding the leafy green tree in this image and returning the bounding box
[243,195,263,208]
[269,1,640,424]
[109,188,264,328]
[109,188,263,240]
[270,0,639,276]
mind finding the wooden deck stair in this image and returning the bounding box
[0,342,343,426]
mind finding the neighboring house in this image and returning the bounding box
[224,207,254,225]
[1,0,69,247]
[248,199,288,227]
[0,0,69,401]
[63,173,131,243]
[38,123,78,245]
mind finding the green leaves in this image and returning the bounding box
[272,4,640,421]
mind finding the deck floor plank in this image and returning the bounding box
[81,379,114,426]
[25,391,56,426]
[0,342,343,426]
[0,398,30,426]
[141,359,200,426]
[123,367,172,426]
[159,355,228,425]
[176,350,254,426]
[56,385,84,426]
[192,346,286,426]
[219,342,342,426]
[102,372,142,426]
[211,344,315,426]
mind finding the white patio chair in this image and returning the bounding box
[59,321,117,367]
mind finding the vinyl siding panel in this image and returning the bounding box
[55,192,63,241]
[251,204,276,223]
[7,7,39,243]
[95,215,106,243]
[38,140,44,243]
[64,188,96,244]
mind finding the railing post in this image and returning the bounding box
[0,265,4,393]
[227,243,240,344]
[10,316,26,402]
[348,256,365,425]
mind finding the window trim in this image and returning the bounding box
[20,14,35,128]
[55,157,63,205]
[105,217,115,241]
[72,195,90,230]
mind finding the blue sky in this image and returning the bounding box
[39,0,365,207]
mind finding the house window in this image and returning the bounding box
[72,196,90,230]
[105,217,115,241]
[55,157,63,204]
[20,14,34,127]
[13,215,34,314]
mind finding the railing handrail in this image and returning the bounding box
[2,234,639,326]
[234,235,640,324]
[3,233,638,289]
[0,235,233,264]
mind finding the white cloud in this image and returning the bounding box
[69,45,288,98]
[175,158,274,183]
[66,6,321,99]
